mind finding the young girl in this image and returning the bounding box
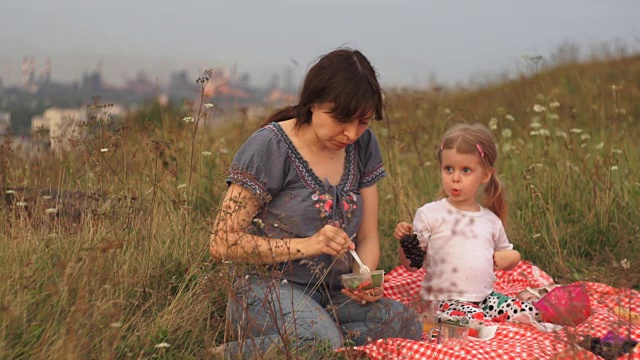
[395,123,540,322]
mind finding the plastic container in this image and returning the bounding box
[341,270,385,291]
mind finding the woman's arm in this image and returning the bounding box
[209,183,352,263]
[352,185,381,272]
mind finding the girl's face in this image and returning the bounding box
[440,148,493,211]
[309,104,372,151]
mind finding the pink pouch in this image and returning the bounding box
[534,283,591,326]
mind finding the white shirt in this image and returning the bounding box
[413,198,513,302]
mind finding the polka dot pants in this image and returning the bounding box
[438,292,539,322]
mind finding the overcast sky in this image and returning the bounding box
[1,0,639,88]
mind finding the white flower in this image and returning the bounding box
[177,184,187,189]
[501,128,512,139]
[182,116,194,123]
[533,104,546,113]
[220,148,229,154]
[548,114,559,120]
[612,148,623,154]
[6,190,16,194]
[505,114,515,122]
[281,279,288,285]
[45,208,58,214]
[532,233,541,239]
[110,322,122,328]
[555,130,568,140]
[444,108,451,115]
[488,117,498,130]
[16,201,27,207]
[580,134,591,141]
[204,103,215,109]
[611,165,618,171]
[42,195,52,199]
[100,148,109,152]
[530,121,541,129]
[570,128,583,133]
[620,259,630,269]
[595,142,604,150]
[549,101,560,108]
[155,342,170,348]
[201,151,212,156]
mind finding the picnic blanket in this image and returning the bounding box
[342,261,640,360]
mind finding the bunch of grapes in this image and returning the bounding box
[399,234,425,268]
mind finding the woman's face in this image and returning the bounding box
[310,104,373,151]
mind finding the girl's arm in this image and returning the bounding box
[209,183,353,264]
[352,185,381,272]
[493,250,521,271]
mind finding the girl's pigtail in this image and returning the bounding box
[484,173,508,227]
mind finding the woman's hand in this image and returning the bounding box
[393,222,413,240]
[309,225,354,256]
[493,250,521,271]
[341,276,389,305]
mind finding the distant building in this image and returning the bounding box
[0,111,10,134]
[42,107,86,151]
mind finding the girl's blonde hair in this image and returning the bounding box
[437,123,507,226]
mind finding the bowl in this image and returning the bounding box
[341,270,385,291]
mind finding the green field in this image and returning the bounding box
[1,55,639,359]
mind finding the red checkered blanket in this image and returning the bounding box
[342,261,640,360]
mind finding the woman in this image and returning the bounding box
[210,48,422,358]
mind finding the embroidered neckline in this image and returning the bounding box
[268,122,356,190]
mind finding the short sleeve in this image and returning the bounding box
[494,223,513,251]
[226,127,287,203]
[413,207,432,251]
[356,128,386,188]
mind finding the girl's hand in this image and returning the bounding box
[393,222,413,240]
[310,225,353,256]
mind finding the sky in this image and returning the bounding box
[1,0,639,89]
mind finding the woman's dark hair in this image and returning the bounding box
[260,48,383,128]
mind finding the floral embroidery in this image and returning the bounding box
[312,190,359,227]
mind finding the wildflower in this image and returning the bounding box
[620,259,630,270]
[505,114,515,122]
[555,130,568,140]
[488,117,498,130]
[6,190,16,194]
[182,116,194,123]
[580,134,591,141]
[570,128,583,134]
[530,121,541,129]
[532,234,541,239]
[42,195,52,199]
[612,148,623,154]
[177,184,187,189]
[110,322,122,328]
[220,148,229,154]
[281,279,288,285]
[204,103,215,109]
[45,208,58,214]
[201,151,212,156]
[595,142,604,150]
[100,148,109,152]
[549,101,560,108]
[444,108,451,115]
[252,218,264,228]
[548,114,559,120]
[533,104,546,113]
[155,342,170,349]
[16,201,27,207]
[611,166,618,171]
[501,128,512,139]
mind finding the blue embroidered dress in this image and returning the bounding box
[226,122,386,294]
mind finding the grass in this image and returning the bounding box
[1,54,639,359]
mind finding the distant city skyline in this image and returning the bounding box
[1,0,639,89]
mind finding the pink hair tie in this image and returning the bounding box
[476,144,485,158]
